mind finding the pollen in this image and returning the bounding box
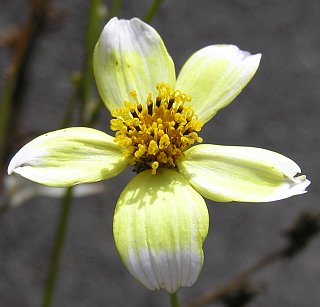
[110,82,203,174]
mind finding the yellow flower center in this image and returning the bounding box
[110,82,203,174]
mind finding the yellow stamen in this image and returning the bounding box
[111,82,203,174]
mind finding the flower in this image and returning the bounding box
[7,17,310,293]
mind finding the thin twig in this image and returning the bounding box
[185,249,284,307]
[186,210,320,307]
[79,0,105,125]
[0,0,49,167]
[41,188,73,307]
[40,1,106,306]
[143,0,165,23]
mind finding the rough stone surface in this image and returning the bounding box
[0,0,319,306]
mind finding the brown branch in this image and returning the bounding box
[0,0,50,167]
[186,210,320,307]
[185,249,283,307]
[6,0,48,78]
[0,27,22,48]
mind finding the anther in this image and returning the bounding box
[168,98,174,109]
[177,105,184,113]
[130,110,138,118]
[148,103,153,115]
[156,97,161,107]
[137,104,143,113]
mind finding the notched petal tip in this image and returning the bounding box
[280,163,311,198]
[214,44,262,61]
[292,174,308,184]
[94,17,176,112]
[252,52,262,61]
[277,173,311,199]
[176,44,262,123]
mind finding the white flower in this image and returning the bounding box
[7,17,310,293]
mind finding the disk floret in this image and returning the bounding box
[110,82,203,174]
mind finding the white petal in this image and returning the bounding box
[113,168,209,293]
[94,17,176,111]
[8,127,129,187]
[176,45,261,123]
[177,144,310,202]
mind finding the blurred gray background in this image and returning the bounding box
[0,0,319,306]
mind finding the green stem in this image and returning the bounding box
[59,83,79,128]
[0,78,15,162]
[143,0,165,22]
[109,0,123,17]
[170,291,179,307]
[41,188,73,307]
[40,1,106,305]
[79,0,104,124]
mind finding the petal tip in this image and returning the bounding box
[242,52,262,75]
[265,174,311,202]
[292,176,311,193]
[250,52,262,63]
[7,154,21,175]
[7,160,14,175]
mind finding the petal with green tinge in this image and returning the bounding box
[113,168,209,293]
[8,127,129,187]
[177,144,310,202]
[176,45,261,123]
[94,17,176,112]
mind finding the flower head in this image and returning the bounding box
[110,82,203,174]
[8,17,310,293]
